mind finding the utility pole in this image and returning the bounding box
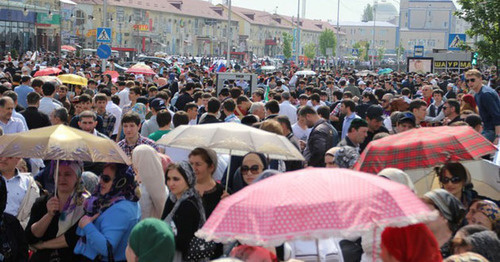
[226,0,232,69]
[101,0,107,72]
[372,0,376,70]
[336,0,340,71]
[295,0,300,66]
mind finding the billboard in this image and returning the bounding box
[407,57,434,74]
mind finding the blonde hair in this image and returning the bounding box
[465,69,481,78]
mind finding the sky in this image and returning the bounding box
[212,0,401,22]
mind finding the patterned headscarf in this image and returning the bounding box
[84,164,140,216]
[476,200,500,230]
[132,103,147,122]
[164,161,206,227]
[333,146,360,169]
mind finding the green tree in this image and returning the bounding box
[282,32,293,60]
[395,44,405,60]
[319,29,337,56]
[304,43,316,60]
[361,4,374,22]
[455,0,500,72]
[377,46,385,61]
[364,42,370,61]
[352,41,367,61]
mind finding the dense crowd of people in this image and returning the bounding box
[0,51,499,262]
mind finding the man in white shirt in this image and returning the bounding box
[0,97,26,134]
[38,82,61,116]
[116,81,130,108]
[279,92,297,125]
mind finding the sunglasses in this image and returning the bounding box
[442,106,448,109]
[241,165,260,174]
[465,78,476,83]
[440,176,462,184]
[100,174,112,183]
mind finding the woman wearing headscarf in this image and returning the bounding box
[381,223,443,262]
[161,162,211,261]
[26,160,88,262]
[74,163,141,261]
[422,189,467,258]
[378,168,416,193]
[132,145,168,219]
[126,218,175,262]
[0,173,28,262]
[333,146,360,169]
[226,152,269,193]
[465,199,500,236]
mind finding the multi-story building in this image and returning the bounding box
[338,21,398,56]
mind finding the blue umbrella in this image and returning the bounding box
[378,68,394,75]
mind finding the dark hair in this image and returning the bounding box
[435,162,469,185]
[165,163,189,186]
[446,99,460,114]
[349,118,368,133]
[27,91,41,105]
[333,90,343,100]
[21,75,31,83]
[310,93,320,103]
[184,102,198,112]
[409,99,427,112]
[230,87,242,99]
[111,95,120,106]
[207,97,221,114]
[241,114,259,126]
[464,114,482,128]
[265,100,280,114]
[401,88,411,96]
[298,105,317,116]
[130,87,142,95]
[79,93,92,103]
[342,99,356,112]
[173,111,189,127]
[42,82,56,96]
[252,89,264,100]
[343,91,353,99]
[31,79,44,88]
[222,99,236,112]
[189,147,216,172]
[53,107,69,124]
[432,89,444,96]
[94,93,107,103]
[79,110,97,121]
[156,109,172,128]
[276,115,292,133]
[316,106,330,120]
[122,111,141,126]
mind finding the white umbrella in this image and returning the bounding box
[295,70,317,76]
[405,159,499,199]
[157,122,305,190]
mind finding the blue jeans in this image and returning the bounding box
[482,129,496,143]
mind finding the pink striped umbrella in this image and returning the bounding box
[197,168,435,258]
[126,63,156,75]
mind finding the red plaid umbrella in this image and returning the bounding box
[33,67,62,77]
[354,126,497,174]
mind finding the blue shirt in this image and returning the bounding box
[225,113,241,123]
[0,117,26,134]
[74,200,140,261]
[342,113,361,140]
[14,85,34,108]
[475,86,500,131]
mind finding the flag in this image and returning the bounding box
[216,62,227,72]
[174,63,182,74]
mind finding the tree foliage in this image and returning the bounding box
[361,4,374,22]
[353,41,369,61]
[319,29,337,56]
[455,0,500,70]
[282,32,293,60]
[304,43,316,60]
[377,46,385,61]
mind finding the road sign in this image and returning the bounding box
[448,34,466,51]
[97,44,112,59]
[351,48,359,56]
[414,45,424,57]
[96,27,112,43]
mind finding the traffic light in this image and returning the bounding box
[472,52,479,65]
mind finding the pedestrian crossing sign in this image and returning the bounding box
[352,48,359,56]
[96,27,112,43]
[448,34,465,51]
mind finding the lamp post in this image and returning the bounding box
[372,0,377,70]
[336,0,340,71]
[295,0,300,65]
[226,0,232,68]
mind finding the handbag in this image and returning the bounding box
[184,199,217,261]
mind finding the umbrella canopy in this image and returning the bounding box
[34,76,63,86]
[157,122,304,161]
[126,63,156,75]
[58,74,88,86]
[0,125,131,165]
[33,67,62,77]
[103,70,119,82]
[295,70,317,76]
[378,68,393,75]
[354,126,497,174]
[406,159,499,198]
[196,168,435,246]
[61,45,76,52]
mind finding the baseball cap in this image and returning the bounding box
[150,98,166,111]
[366,105,384,121]
[397,111,416,126]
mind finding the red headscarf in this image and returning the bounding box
[381,223,442,262]
[230,245,278,262]
[462,94,477,109]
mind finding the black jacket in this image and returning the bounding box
[304,119,339,167]
[1,213,28,262]
[199,114,222,125]
[20,107,51,130]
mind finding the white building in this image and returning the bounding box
[337,21,398,56]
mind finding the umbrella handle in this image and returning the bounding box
[54,159,60,197]
[225,150,232,192]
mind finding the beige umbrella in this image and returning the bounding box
[0,125,131,192]
[157,122,305,190]
[405,159,499,199]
